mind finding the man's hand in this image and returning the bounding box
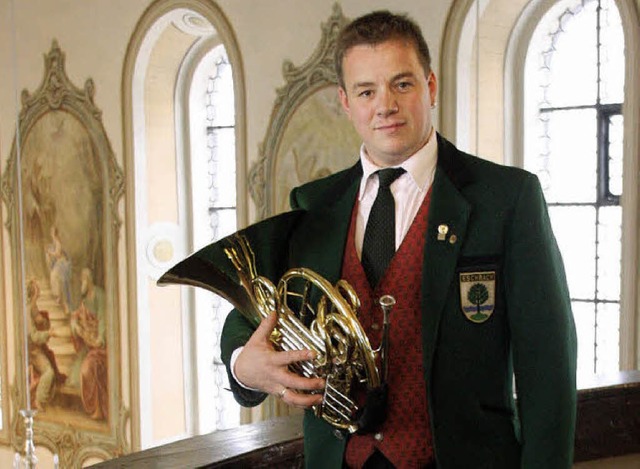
[235,312,325,408]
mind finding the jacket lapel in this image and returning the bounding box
[421,136,472,380]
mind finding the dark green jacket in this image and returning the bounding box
[221,134,577,468]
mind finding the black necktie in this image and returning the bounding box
[362,168,406,288]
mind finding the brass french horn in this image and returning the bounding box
[157,211,393,434]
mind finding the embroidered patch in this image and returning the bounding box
[459,271,496,323]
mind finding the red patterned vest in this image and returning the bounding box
[344,189,434,468]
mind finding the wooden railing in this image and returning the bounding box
[92,371,640,468]
[574,370,640,462]
[91,416,304,468]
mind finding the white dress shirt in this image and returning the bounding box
[355,130,438,257]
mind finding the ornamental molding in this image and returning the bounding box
[249,3,349,219]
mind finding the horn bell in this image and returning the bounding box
[157,210,390,434]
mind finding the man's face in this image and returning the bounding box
[338,39,437,167]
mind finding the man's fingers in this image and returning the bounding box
[274,348,317,366]
[240,315,325,400]
[280,388,324,408]
[249,311,278,343]
[280,372,325,392]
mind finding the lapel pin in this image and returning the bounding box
[437,224,449,241]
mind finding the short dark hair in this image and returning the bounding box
[334,10,432,89]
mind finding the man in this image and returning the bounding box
[70,267,108,420]
[221,10,577,468]
[27,279,65,411]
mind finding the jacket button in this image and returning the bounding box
[333,429,345,440]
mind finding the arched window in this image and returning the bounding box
[123,1,246,448]
[442,0,639,381]
[523,0,624,378]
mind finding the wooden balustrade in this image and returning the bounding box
[92,371,640,468]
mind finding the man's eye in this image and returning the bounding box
[397,81,413,90]
[358,90,373,98]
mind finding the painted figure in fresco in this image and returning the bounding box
[27,279,66,411]
[45,226,72,314]
[70,268,108,420]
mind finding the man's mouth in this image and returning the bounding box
[375,122,405,131]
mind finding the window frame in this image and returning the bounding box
[123,0,248,449]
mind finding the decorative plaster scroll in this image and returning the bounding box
[0,40,128,466]
[1,40,124,231]
[249,3,360,219]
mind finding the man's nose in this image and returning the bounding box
[376,88,399,116]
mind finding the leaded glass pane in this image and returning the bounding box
[549,206,596,299]
[544,109,597,203]
[194,45,239,432]
[524,107,550,190]
[595,302,620,373]
[210,208,237,241]
[208,127,236,208]
[572,301,595,378]
[207,58,234,127]
[608,114,623,196]
[599,0,625,104]
[545,1,598,107]
[596,206,621,300]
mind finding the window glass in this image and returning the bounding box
[544,109,597,203]
[525,0,624,378]
[549,206,596,299]
[596,206,621,301]
[545,2,598,107]
[599,0,625,104]
[596,302,620,373]
[572,301,595,375]
[607,114,623,197]
[191,46,239,432]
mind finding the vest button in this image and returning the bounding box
[374,432,383,442]
[371,323,380,330]
[333,429,345,440]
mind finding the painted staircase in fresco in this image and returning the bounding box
[36,281,82,400]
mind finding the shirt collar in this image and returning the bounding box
[358,128,438,200]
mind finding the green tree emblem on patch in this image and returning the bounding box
[467,283,489,321]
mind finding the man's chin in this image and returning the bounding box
[369,146,413,166]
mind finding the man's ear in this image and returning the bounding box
[427,71,438,107]
[338,87,351,118]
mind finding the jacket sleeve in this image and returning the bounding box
[220,309,268,407]
[216,209,309,407]
[504,173,577,468]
